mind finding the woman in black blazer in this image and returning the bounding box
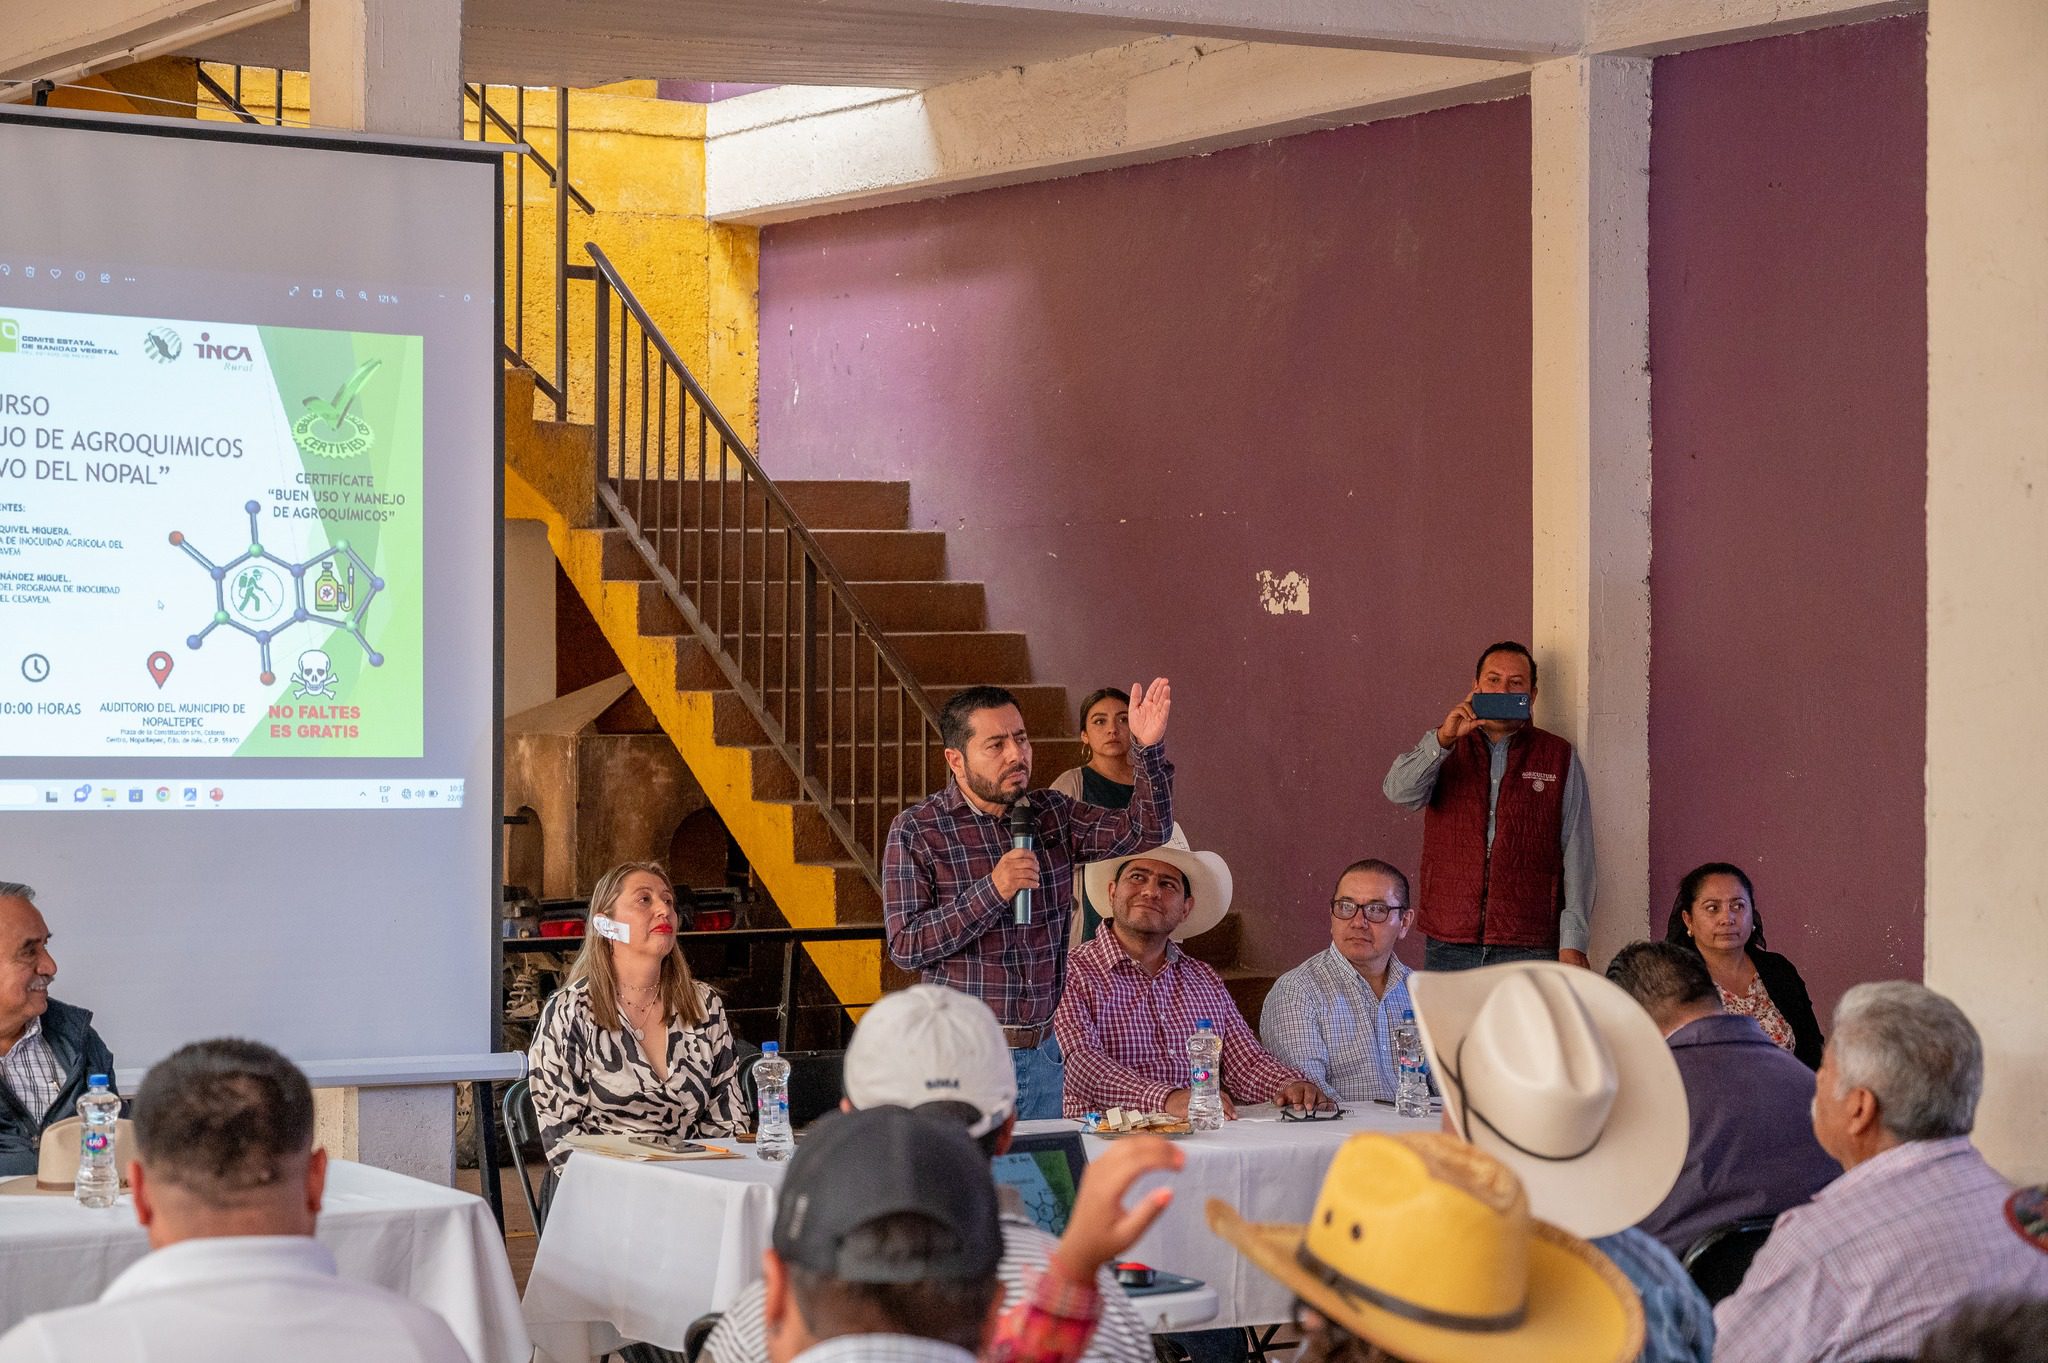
[1663,861,1824,1069]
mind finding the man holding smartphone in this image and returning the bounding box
[1382,641,1595,970]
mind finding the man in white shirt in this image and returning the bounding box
[0,1037,468,1363]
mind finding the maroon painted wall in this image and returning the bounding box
[758,100,1534,974]
[1648,17,1927,1019]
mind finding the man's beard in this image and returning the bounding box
[966,764,1027,807]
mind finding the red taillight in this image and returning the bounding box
[537,920,584,938]
[689,908,735,932]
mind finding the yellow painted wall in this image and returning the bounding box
[196,69,761,445]
[51,58,197,118]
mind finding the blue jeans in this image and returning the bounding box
[1011,1031,1064,1120]
[1423,938,1557,971]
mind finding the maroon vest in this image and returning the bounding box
[1418,726,1572,948]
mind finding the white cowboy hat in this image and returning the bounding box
[1082,824,1232,941]
[1408,962,1689,1240]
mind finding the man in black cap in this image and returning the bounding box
[761,1106,1178,1363]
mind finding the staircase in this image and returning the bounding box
[505,243,1276,1024]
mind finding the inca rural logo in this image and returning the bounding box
[143,326,182,363]
[290,358,381,458]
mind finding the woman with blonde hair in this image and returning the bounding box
[527,861,747,1170]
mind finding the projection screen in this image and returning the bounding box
[0,106,503,1076]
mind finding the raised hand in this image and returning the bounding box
[1128,678,1172,747]
[1052,1134,1183,1281]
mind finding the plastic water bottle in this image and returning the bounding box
[753,1043,793,1161]
[75,1075,120,1208]
[1393,1009,1431,1119]
[1185,1020,1223,1131]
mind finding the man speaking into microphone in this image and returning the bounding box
[884,681,1174,1118]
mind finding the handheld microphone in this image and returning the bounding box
[1009,797,1035,925]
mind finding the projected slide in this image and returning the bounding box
[0,304,423,757]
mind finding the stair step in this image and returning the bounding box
[608,477,910,531]
[635,579,988,636]
[709,683,1072,747]
[746,738,1089,802]
[601,525,946,585]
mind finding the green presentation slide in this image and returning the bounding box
[0,305,424,757]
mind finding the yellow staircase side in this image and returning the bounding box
[504,368,878,1009]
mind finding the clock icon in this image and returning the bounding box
[21,653,49,683]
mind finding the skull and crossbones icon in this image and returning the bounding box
[290,649,338,700]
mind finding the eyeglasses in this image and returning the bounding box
[1279,1103,1345,1122]
[1330,899,1407,923]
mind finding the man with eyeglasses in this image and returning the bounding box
[1259,860,1417,1105]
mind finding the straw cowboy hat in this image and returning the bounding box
[0,1114,137,1197]
[1408,962,1689,1239]
[1207,1131,1644,1363]
[1082,824,1232,941]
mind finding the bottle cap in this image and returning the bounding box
[761,1041,779,1055]
[87,1074,108,1088]
[1196,1019,1213,1030]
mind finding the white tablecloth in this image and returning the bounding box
[0,1160,531,1363]
[523,1104,1421,1361]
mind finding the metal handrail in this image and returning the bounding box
[584,240,945,889]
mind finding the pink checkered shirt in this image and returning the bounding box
[1053,930,1310,1117]
[1712,1136,2048,1363]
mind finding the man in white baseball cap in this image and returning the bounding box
[1409,962,1715,1363]
[702,986,1153,1363]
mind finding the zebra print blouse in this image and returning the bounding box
[527,978,749,1169]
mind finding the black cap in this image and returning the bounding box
[773,1106,1002,1285]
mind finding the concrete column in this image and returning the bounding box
[313,1085,457,1186]
[308,0,462,137]
[1925,0,2048,1183]
[1528,55,1652,967]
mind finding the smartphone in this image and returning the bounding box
[1470,692,1531,722]
[629,1134,707,1155]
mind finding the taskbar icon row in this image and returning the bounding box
[0,779,466,810]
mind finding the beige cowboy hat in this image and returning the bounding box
[1207,1132,1644,1363]
[1082,825,1232,941]
[1409,962,1688,1239]
[0,1114,138,1196]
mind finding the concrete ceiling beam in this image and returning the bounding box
[0,0,270,84]
[916,0,1581,60]
[1586,0,1925,57]
[704,36,1524,224]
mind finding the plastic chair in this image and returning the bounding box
[683,1312,722,1363]
[1681,1215,1777,1303]
[500,1077,556,1236]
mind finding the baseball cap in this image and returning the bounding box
[843,984,1017,1138]
[773,1106,1003,1284]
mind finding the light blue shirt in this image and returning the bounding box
[1594,1228,1715,1363]
[1382,729,1596,953]
[1258,945,1413,1104]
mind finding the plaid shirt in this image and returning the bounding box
[1258,946,1413,1104]
[0,1015,64,1120]
[884,742,1172,1027]
[1713,1137,2048,1363]
[1054,930,1311,1117]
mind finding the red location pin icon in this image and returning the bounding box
[147,651,174,689]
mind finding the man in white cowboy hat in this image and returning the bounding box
[1410,962,1715,1363]
[1206,1130,1646,1363]
[1052,828,1332,1119]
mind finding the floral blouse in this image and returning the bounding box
[1719,972,1796,1054]
[526,978,749,1169]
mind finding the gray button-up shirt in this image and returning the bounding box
[1258,945,1413,1104]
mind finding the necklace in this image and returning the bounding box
[618,987,663,1042]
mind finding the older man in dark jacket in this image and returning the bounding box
[1,882,116,1177]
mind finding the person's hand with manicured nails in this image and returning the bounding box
[1050,1134,1183,1285]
